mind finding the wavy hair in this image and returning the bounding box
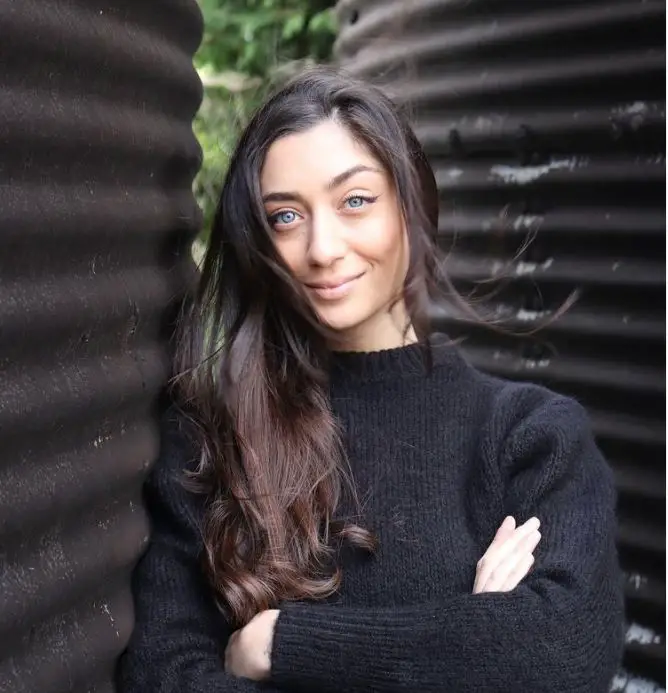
[174,66,450,627]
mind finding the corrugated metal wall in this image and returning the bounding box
[335,1,665,691]
[0,1,202,691]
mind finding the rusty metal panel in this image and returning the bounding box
[336,1,665,690]
[0,1,203,691]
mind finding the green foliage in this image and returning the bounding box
[193,0,338,242]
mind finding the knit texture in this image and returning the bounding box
[118,337,625,692]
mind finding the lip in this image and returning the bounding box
[304,272,365,300]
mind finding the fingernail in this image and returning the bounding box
[527,517,540,529]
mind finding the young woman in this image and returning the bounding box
[119,67,624,692]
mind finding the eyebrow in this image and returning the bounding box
[262,164,382,204]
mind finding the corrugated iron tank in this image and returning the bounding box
[0,1,203,690]
[335,1,665,690]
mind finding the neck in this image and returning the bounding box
[329,303,417,353]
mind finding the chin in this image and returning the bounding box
[315,307,370,335]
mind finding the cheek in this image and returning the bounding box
[355,213,406,271]
[273,237,304,276]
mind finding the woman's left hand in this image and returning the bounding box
[224,609,280,681]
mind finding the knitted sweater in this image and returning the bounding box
[118,338,625,693]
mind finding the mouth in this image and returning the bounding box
[304,272,365,300]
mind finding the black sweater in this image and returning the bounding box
[118,339,625,693]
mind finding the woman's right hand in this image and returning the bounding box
[473,516,541,594]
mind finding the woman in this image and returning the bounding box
[119,67,624,692]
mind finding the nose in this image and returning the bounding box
[306,212,347,267]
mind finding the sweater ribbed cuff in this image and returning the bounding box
[269,602,409,691]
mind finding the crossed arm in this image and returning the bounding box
[234,395,625,692]
[119,395,624,693]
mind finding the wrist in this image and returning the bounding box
[259,609,280,679]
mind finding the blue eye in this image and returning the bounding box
[270,210,299,226]
[277,211,296,224]
[344,194,377,209]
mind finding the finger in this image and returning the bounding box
[518,528,541,556]
[473,516,515,593]
[500,553,535,592]
[475,517,539,590]
[490,516,517,549]
[479,530,540,593]
[475,518,540,592]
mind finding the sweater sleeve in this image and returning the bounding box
[117,408,284,693]
[269,390,625,693]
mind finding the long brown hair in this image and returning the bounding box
[174,66,451,627]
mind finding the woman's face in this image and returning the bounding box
[260,119,414,352]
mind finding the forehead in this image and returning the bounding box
[260,119,382,191]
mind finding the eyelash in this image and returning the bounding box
[342,193,378,209]
[268,194,379,228]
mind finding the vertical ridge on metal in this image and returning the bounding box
[336,1,665,690]
[0,1,203,690]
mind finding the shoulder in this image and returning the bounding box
[143,403,206,539]
[434,337,587,434]
[434,334,589,434]
[486,375,591,444]
[494,379,592,454]
[472,369,613,498]
[453,370,615,525]
[443,343,603,472]
[154,403,202,479]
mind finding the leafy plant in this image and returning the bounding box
[192,0,338,246]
